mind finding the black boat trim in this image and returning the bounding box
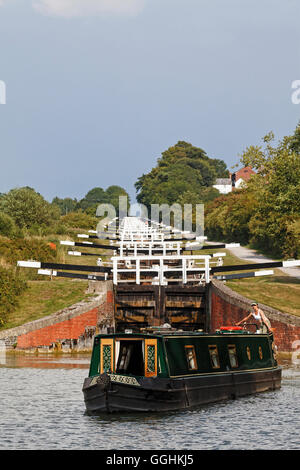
[169,366,280,378]
[163,334,267,339]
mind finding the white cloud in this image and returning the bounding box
[32,0,146,17]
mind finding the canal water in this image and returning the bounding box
[0,354,299,450]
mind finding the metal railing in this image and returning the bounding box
[111,255,211,285]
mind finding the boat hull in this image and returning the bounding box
[82,366,282,414]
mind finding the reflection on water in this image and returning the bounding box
[0,355,299,450]
[1,354,90,370]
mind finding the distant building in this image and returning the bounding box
[213,166,255,194]
[213,178,232,194]
[231,166,256,189]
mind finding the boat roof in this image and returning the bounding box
[95,325,261,339]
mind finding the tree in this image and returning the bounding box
[135,141,228,208]
[52,197,77,215]
[289,121,300,154]
[61,210,98,230]
[240,131,300,217]
[0,187,60,229]
[76,186,130,215]
[205,125,300,257]
[209,158,229,178]
[77,187,107,211]
[105,185,131,215]
[0,212,16,238]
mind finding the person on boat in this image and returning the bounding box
[236,302,271,333]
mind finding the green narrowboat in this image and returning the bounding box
[82,325,281,414]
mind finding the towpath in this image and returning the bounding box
[206,242,300,279]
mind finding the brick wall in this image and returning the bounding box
[17,307,99,349]
[209,280,300,352]
[0,281,115,351]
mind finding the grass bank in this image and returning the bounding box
[0,278,90,331]
[226,273,300,317]
[200,247,300,317]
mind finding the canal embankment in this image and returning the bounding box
[0,275,299,355]
[0,281,114,353]
[210,279,300,354]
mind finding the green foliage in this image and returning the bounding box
[205,125,300,258]
[206,190,258,245]
[105,185,130,212]
[0,184,129,238]
[76,185,130,215]
[0,212,17,238]
[135,141,228,207]
[0,266,27,326]
[52,197,77,215]
[289,121,300,155]
[284,219,300,259]
[51,224,69,236]
[0,236,58,266]
[0,187,60,230]
[61,210,98,230]
[77,187,107,212]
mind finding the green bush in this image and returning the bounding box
[52,224,68,235]
[0,212,16,238]
[0,187,60,229]
[61,210,98,230]
[204,192,253,243]
[285,219,300,258]
[0,266,27,326]
[0,236,58,266]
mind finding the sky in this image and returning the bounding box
[0,0,300,203]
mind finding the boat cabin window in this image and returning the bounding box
[185,345,197,370]
[258,346,263,360]
[115,340,145,376]
[228,344,238,368]
[208,345,220,369]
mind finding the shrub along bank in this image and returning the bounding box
[0,266,27,327]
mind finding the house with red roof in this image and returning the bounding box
[231,166,256,189]
[213,166,256,194]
